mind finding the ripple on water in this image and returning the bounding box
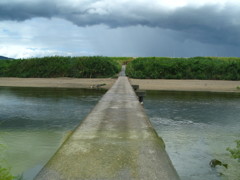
[144,91,240,180]
[0,87,104,180]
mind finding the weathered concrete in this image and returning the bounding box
[34,71,180,179]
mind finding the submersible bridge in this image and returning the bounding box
[35,66,180,180]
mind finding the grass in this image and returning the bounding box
[126,57,240,80]
[0,56,121,78]
[110,57,134,65]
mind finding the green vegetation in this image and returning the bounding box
[227,140,240,160]
[2,56,240,80]
[0,166,15,180]
[0,143,15,180]
[126,57,240,80]
[0,56,121,78]
[110,57,134,65]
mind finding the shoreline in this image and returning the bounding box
[1,77,240,93]
[129,79,240,93]
[0,77,116,90]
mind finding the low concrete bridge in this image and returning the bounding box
[35,67,180,180]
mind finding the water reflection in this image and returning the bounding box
[144,91,240,180]
[0,87,105,130]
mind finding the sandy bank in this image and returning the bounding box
[129,79,240,93]
[1,78,240,93]
[0,78,116,89]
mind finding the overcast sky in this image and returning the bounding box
[0,0,240,58]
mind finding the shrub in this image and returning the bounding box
[0,56,121,78]
[126,57,240,80]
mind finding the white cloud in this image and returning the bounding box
[0,18,97,58]
[0,45,72,59]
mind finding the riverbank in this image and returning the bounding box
[129,79,240,93]
[0,78,116,89]
[1,78,240,92]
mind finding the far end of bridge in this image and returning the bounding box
[34,66,180,180]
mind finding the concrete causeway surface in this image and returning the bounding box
[34,74,180,179]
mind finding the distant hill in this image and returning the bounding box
[0,56,13,60]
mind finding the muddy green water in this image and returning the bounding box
[144,91,240,180]
[0,88,240,180]
[0,87,105,179]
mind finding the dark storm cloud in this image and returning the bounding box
[158,5,240,45]
[0,1,239,46]
[0,1,59,20]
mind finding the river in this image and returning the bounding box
[0,87,239,179]
[0,87,105,179]
[144,91,240,180]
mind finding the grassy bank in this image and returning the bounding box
[126,57,240,80]
[0,56,121,78]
